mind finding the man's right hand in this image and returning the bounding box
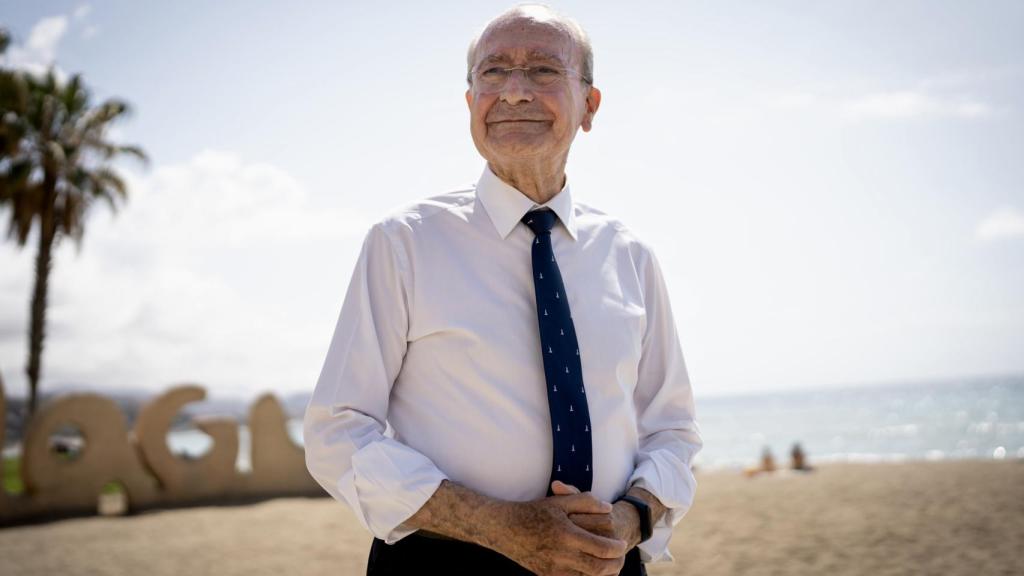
[491,481,629,576]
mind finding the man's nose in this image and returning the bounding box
[499,70,533,104]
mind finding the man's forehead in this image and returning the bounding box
[474,21,574,64]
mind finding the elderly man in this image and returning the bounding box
[303,5,701,576]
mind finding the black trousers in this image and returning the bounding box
[366,532,646,575]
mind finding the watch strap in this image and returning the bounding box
[615,494,653,544]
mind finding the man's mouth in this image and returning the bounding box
[488,119,550,124]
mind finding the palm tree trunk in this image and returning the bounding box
[25,185,56,416]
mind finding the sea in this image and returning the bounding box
[689,374,1024,469]
[158,374,1024,472]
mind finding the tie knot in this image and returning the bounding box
[522,208,557,236]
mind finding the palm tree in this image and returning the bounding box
[1,30,148,415]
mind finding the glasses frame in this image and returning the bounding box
[469,63,589,93]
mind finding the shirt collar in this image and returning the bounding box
[475,164,579,242]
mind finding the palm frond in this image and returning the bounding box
[92,167,128,201]
[116,144,149,165]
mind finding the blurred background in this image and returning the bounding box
[1,1,1022,574]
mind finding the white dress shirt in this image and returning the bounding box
[303,165,702,564]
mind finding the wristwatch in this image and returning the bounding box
[615,494,653,544]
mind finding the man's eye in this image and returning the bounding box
[533,66,561,76]
[480,67,507,78]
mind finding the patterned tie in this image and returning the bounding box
[521,208,593,496]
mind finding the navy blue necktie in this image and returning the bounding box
[521,208,593,496]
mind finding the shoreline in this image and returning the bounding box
[693,451,1022,473]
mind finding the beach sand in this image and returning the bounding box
[1,460,1021,575]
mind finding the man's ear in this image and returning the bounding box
[465,89,473,108]
[580,86,602,132]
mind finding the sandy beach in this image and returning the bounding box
[1,460,1021,576]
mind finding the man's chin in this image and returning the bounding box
[485,131,553,152]
[485,140,552,160]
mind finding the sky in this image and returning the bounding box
[0,0,1022,403]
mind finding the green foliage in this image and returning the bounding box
[3,456,24,495]
[101,480,125,495]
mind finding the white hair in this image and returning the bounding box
[465,4,594,85]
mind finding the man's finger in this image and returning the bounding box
[564,521,629,559]
[569,511,613,526]
[559,492,614,514]
[551,480,581,495]
[568,512,616,537]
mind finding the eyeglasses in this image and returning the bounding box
[470,64,587,93]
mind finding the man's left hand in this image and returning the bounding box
[551,480,642,550]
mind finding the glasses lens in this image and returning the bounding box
[529,66,565,86]
[478,67,508,87]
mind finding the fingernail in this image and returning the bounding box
[602,502,613,512]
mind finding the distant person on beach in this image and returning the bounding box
[791,442,812,471]
[302,4,702,576]
[744,446,777,478]
[761,446,776,472]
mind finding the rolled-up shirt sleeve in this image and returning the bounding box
[303,221,448,544]
[626,246,703,564]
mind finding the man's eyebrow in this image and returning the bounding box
[480,54,512,65]
[525,50,564,63]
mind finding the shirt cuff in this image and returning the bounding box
[626,451,698,564]
[336,437,449,544]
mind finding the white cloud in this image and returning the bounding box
[976,207,1024,241]
[0,15,69,79]
[841,90,992,121]
[1,6,100,74]
[0,151,375,400]
[766,90,820,111]
[74,4,98,39]
[73,5,92,21]
[917,67,1021,92]
[24,16,67,58]
[760,72,998,122]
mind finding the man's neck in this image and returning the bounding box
[488,158,567,205]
